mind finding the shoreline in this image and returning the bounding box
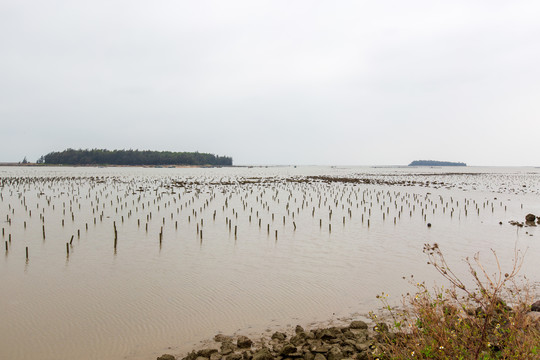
[0,163,230,168]
[156,302,540,360]
[143,310,379,360]
[158,319,380,360]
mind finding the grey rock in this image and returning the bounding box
[195,356,209,360]
[295,325,305,334]
[525,214,536,222]
[350,329,368,342]
[317,329,337,341]
[354,342,370,352]
[210,353,222,360]
[290,334,306,346]
[237,336,253,349]
[306,339,317,346]
[303,351,315,360]
[158,355,176,360]
[309,340,331,354]
[532,300,540,312]
[313,354,327,360]
[271,331,287,341]
[327,347,343,360]
[226,354,242,360]
[280,344,297,356]
[242,350,253,360]
[271,342,283,353]
[341,345,354,357]
[252,348,274,360]
[349,321,368,330]
[215,334,233,343]
[183,351,198,360]
[221,342,236,355]
[198,349,219,358]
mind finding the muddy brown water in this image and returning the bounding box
[0,166,539,360]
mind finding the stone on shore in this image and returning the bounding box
[309,340,331,353]
[279,343,297,356]
[182,351,197,360]
[303,351,315,360]
[236,335,253,348]
[525,214,536,222]
[349,320,368,330]
[316,328,340,341]
[186,321,378,360]
[197,349,218,358]
[220,341,236,355]
[225,353,242,360]
[157,355,176,360]
[214,334,233,343]
[290,333,306,346]
[531,300,540,312]
[252,348,274,360]
[271,331,286,341]
[327,346,344,360]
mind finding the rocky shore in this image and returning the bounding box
[155,320,387,360]
[156,299,540,360]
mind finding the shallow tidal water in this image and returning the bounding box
[0,166,539,360]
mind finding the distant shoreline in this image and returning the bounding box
[0,163,230,168]
[408,160,467,167]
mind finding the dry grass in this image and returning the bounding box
[370,243,540,360]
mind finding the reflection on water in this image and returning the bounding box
[0,166,539,360]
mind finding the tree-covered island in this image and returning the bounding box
[408,160,466,166]
[39,149,232,166]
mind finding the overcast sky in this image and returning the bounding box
[1,1,539,165]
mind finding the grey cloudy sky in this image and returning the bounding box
[1,1,539,165]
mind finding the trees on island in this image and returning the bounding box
[408,160,466,167]
[42,149,233,166]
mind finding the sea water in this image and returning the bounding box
[0,166,538,360]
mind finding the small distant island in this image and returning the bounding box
[408,160,467,167]
[39,149,232,166]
